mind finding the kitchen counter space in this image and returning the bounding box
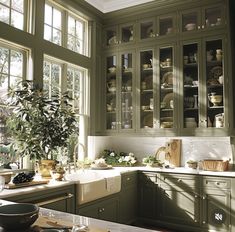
[0,200,163,232]
[1,166,234,199]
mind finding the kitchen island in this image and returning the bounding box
[0,200,163,232]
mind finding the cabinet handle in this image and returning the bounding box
[216,182,220,185]
[126,177,130,181]
[198,26,201,29]
[202,196,206,200]
[203,221,206,224]
[99,208,103,213]
[177,179,182,182]
[194,219,197,222]
[36,193,74,206]
[201,25,205,29]
[156,33,159,37]
[194,195,198,198]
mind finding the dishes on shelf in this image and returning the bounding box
[162,72,173,85]
[208,66,223,81]
[143,113,153,128]
[162,92,173,108]
[108,66,116,73]
[160,117,173,128]
[185,23,196,31]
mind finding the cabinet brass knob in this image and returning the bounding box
[127,177,130,181]
[194,195,198,198]
[203,221,206,224]
[198,26,201,29]
[201,25,205,29]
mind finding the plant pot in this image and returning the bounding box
[38,160,56,178]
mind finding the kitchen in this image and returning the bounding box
[0,0,235,231]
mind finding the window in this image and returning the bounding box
[44,1,88,56]
[0,0,26,30]
[44,3,62,45]
[0,41,28,102]
[43,59,61,97]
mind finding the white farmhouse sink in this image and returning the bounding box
[65,170,121,204]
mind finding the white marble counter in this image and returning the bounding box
[0,200,164,232]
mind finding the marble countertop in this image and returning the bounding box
[0,200,161,232]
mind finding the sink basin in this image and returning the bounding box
[65,170,121,204]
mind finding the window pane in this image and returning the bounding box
[44,25,52,41]
[12,0,24,13]
[52,28,61,45]
[9,75,21,88]
[0,4,9,24]
[0,0,10,6]
[53,8,61,29]
[11,10,23,30]
[0,47,9,74]
[44,4,52,25]
[0,74,8,102]
[10,50,23,77]
[51,63,60,92]
[76,20,83,39]
[43,61,50,80]
[68,16,75,35]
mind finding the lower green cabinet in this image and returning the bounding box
[119,171,137,224]
[77,195,119,222]
[5,184,76,214]
[201,177,231,232]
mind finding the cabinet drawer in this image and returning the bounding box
[202,177,231,189]
[121,172,137,188]
[159,174,199,190]
[139,172,158,184]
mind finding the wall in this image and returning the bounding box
[88,136,234,169]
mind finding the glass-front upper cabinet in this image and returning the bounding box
[180,4,225,33]
[139,14,175,41]
[106,55,117,130]
[206,39,224,128]
[182,43,199,129]
[140,50,153,129]
[104,23,135,47]
[121,52,134,130]
[159,47,174,129]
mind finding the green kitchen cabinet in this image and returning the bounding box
[105,49,136,133]
[77,194,119,222]
[158,173,200,228]
[138,171,159,219]
[201,176,231,232]
[5,184,76,214]
[119,171,138,224]
[100,0,233,137]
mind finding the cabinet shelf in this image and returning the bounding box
[208,106,224,109]
[184,63,198,68]
[141,89,153,93]
[184,108,198,111]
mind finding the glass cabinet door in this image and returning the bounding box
[159,47,174,129]
[120,24,134,44]
[105,27,118,46]
[106,55,117,130]
[121,52,134,129]
[183,43,199,129]
[159,16,174,36]
[181,10,200,32]
[206,39,224,128]
[140,20,155,40]
[204,6,223,29]
[140,50,153,129]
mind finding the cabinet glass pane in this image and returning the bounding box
[121,53,133,129]
[140,50,153,128]
[121,25,133,43]
[183,43,199,128]
[106,55,117,130]
[140,21,154,39]
[205,7,222,28]
[159,17,173,36]
[182,12,198,32]
[106,28,117,46]
[206,40,224,128]
[160,47,174,128]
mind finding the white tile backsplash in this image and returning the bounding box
[88,136,233,167]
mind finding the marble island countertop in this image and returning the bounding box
[0,200,162,232]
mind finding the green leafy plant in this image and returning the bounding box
[142,155,163,167]
[6,80,78,160]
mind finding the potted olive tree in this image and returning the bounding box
[6,81,78,177]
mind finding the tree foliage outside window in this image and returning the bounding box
[0,43,25,103]
[0,0,25,30]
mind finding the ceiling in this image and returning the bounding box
[84,0,154,13]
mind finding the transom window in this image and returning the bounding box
[44,1,88,56]
[0,0,26,30]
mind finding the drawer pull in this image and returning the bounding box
[127,177,130,181]
[37,193,74,206]
[177,179,182,182]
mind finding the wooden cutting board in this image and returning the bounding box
[165,139,181,167]
[5,180,49,189]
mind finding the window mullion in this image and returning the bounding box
[62,10,68,50]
